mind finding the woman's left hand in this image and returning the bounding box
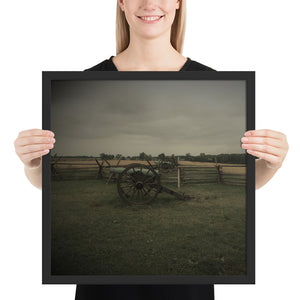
[241,129,289,170]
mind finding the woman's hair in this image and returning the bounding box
[116,0,186,55]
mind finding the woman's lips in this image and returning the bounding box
[137,15,164,24]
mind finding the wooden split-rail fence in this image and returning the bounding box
[51,158,246,186]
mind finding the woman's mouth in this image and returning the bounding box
[137,15,164,24]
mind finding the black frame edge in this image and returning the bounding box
[42,71,256,285]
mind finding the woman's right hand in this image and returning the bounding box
[14,129,55,169]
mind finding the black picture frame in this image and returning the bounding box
[42,71,255,285]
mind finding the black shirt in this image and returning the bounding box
[76,56,215,300]
[84,56,215,72]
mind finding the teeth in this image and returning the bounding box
[140,16,161,21]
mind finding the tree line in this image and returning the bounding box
[52,152,246,164]
[99,152,246,164]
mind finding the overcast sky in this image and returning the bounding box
[51,80,246,157]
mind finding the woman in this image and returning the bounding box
[14,0,289,299]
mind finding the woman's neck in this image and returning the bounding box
[114,32,186,71]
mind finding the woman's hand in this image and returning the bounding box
[14,129,55,169]
[241,129,289,170]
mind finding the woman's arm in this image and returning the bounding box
[14,129,55,190]
[24,164,43,189]
[241,129,289,190]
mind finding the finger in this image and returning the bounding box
[242,143,282,157]
[245,129,286,140]
[241,137,283,148]
[15,136,55,147]
[246,149,282,168]
[17,143,54,155]
[21,149,50,164]
[18,129,54,138]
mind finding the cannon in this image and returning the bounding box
[110,161,193,205]
[154,155,178,170]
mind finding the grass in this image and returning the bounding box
[51,179,246,276]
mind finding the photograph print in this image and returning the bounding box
[44,72,254,284]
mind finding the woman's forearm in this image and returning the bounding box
[24,164,42,190]
[255,159,278,190]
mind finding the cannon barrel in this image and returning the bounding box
[110,167,159,176]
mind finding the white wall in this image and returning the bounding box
[1,0,299,299]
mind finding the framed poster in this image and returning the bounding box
[42,71,255,284]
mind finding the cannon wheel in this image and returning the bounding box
[117,163,160,205]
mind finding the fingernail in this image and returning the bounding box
[245,132,252,137]
[241,137,248,142]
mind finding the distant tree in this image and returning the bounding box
[100,153,107,160]
[215,153,246,164]
[100,153,115,160]
[139,152,146,160]
[185,153,192,161]
[158,153,165,159]
[115,154,122,160]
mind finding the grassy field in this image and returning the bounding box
[51,179,246,276]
